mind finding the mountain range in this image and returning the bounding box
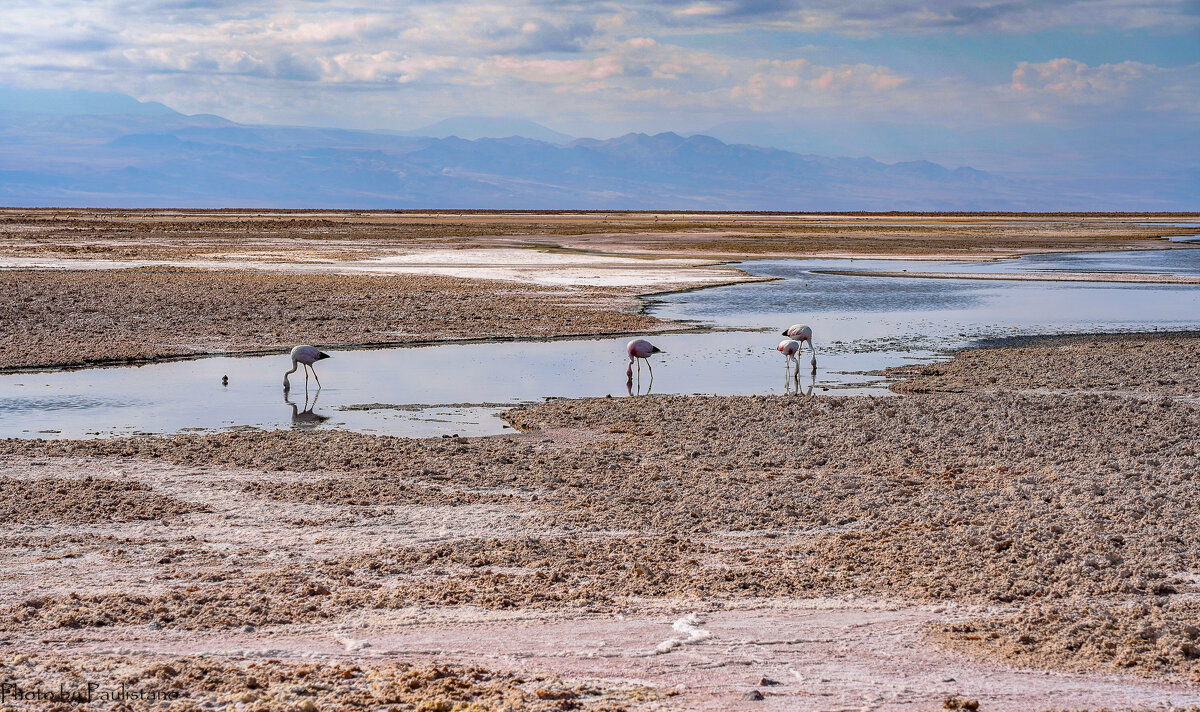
[0,89,1192,210]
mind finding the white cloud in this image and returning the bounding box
[1011,58,1147,103]
[0,0,1196,135]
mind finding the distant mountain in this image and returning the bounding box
[697,118,1200,210]
[0,90,1191,210]
[0,87,179,117]
[392,117,574,144]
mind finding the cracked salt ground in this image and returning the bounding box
[22,604,1200,710]
[4,250,1200,439]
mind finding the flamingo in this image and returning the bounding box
[625,339,662,381]
[781,324,817,369]
[283,345,330,391]
[777,338,801,370]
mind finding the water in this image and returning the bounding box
[1144,223,1200,243]
[653,251,1200,340]
[2,247,1199,439]
[0,333,857,440]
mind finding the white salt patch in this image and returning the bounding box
[0,248,747,289]
[370,248,704,268]
[654,613,713,654]
[332,633,372,652]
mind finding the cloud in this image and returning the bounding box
[1011,58,1146,103]
[623,0,1199,33]
[484,55,624,82]
[480,17,596,54]
[0,0,1196,140]
[1006,58,1200,118]
[728,59,911,111]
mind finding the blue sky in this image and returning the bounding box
[1,1,1198,169]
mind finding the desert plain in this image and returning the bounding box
[1,211,1200,711]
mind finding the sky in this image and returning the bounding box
[1,1,1198,170]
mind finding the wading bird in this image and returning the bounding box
[625,339,662,381]
[283,345,330,391]
[778,338,801,369]
[781,324,817,369]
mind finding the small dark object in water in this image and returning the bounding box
[221,375,229,386]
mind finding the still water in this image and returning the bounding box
[2,247,1198,439]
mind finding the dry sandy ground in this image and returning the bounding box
[2,210,1197,372]
[1,334,1199,710]
[888,332,1200,397]
[2,210,1195,262]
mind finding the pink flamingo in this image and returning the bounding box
[781,324,817,369]
[777,338,801,369]
[283,345,330,391]
[625,339,662,381]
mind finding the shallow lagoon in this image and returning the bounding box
[2,247,1199,439]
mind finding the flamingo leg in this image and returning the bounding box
[312,365,322,389]
[646,359,653,379]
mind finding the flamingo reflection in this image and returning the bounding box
[285,389,330,428]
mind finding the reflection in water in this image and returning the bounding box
[626,370,654,396]
[286,389,330,428]
[784,368,816,397]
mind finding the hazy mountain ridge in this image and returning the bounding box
[387,116,575,144]
[0,90,1176,209]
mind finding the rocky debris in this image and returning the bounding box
[932,600,1200,684]
[234,475,513,508]
[0,653,654,711]
[889,332,1200,396]
[1,334,1199,687]
[0,477,205,523]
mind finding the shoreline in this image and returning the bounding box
[0,267,770,375]
[816,267,1200,284]
[1,332,1199,709]
[7,238,1196,374]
